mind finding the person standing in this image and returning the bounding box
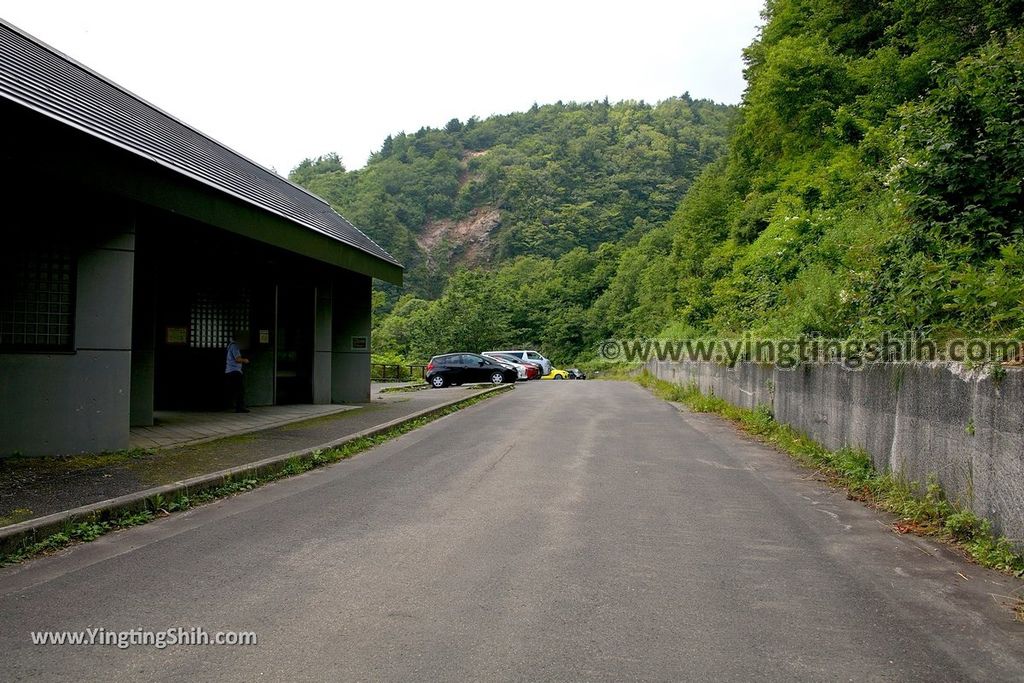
[225,334,250,413]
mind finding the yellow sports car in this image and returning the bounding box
[541,368,569,380]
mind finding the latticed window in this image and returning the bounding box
[0,246,75,350]
[189,288,250,349]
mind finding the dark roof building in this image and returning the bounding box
[0,20,401,456]
[0,19,401,283]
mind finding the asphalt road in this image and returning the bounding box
[1,381,1022,681]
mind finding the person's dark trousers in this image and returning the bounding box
[225,371,247,412]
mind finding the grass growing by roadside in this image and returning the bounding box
[0,509,158,565]
[0,387,512,567]
[378,383,429,394]
[634,370,1024,577]
[0,447,152,479]
[588,362,643,380]
[0,508,34,527]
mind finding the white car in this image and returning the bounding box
[486,349,552,375]
[481,352,536,380]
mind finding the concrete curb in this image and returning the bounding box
[0,384,514,557]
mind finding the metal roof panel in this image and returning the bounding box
[0,20,401,269]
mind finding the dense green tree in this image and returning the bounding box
[293,1,1024,366]
[290,96,734,302]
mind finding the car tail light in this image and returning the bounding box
[426,361,435,373]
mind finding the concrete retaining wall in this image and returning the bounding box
[648,359,1024,547]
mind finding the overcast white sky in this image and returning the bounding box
[0,1,764,175]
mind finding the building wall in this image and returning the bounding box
[331,272,371,403]
[1,207,136,456]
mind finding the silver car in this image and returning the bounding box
[481,352,535,380]
[486,349,552,375]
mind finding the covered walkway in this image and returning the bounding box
[129,404,359,450]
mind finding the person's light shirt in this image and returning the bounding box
[225,341,243,373]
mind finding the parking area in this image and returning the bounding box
[423,350,586,388]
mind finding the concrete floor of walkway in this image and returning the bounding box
[130,405,359,450]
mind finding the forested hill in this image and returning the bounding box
[293,0,1024,368]
[288,96,735,297]
[600,0,1024,346]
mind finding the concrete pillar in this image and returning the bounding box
[130,222,155,426]
[244,281,276,407]
[313,278,333,404]
[331,272,371,403]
